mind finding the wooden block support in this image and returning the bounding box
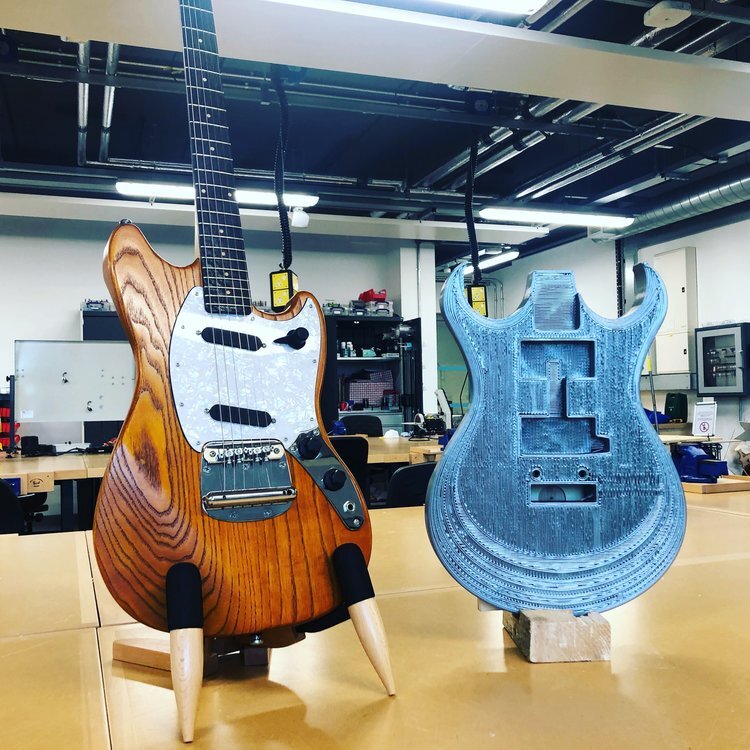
[113,637,219,677]
[503,609,611,663]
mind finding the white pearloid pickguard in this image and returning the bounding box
[170,287,321,451]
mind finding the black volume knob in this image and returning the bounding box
[297,435,323,460]
[323,468,346,491]
[274,327,309,350]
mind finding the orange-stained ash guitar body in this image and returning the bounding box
[93,222,371,637]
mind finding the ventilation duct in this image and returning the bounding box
[612,169,750,238]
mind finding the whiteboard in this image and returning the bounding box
[15,340,135,422]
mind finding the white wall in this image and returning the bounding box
[639,219,750,466]
[489,237,617,318]
[0,216,401,378]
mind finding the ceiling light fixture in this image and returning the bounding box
[463,249,520,275]
[423,0,548,16]
[479,206,634,229]
[115,181,319,208]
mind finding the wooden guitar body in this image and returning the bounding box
[93,223,371,636]
[426,263,686,614]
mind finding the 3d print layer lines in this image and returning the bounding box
[426,265,686,614]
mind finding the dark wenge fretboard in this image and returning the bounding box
[179,0,251,315]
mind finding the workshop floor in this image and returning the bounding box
[1,494,749,749]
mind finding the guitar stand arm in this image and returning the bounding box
[166,563,204,743]
[331,543,396,696]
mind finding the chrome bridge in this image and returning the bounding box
[200,439,295,521]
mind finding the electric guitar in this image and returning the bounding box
[93,0,370,636]
[426,264,686,613]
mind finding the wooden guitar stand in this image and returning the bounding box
[113,545,395,743]
[478,599,611,663]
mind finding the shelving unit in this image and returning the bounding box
[0,375,17,455]
[321,315,422,433]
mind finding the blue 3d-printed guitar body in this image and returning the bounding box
[426,264,686,614]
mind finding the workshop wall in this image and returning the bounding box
[0,216,401,379]
[639,218,750,467]
[488,236,618,319]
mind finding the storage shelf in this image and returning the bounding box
[336,356,399,361]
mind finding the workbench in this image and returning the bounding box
[2,500,750,749]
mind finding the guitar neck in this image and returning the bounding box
[179,0,252,315]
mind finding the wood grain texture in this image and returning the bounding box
[93,223,371,636]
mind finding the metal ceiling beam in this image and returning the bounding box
[0,60,629,138]
[592,137,750,205]
[0,191,548,245]
[5,0,750,121]
[0,160,495,216]
[417,12,701,190]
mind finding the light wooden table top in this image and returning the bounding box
[364,436,441,463]
[0,531,98,638]
[4,499,750,748]
[0,628,110,750]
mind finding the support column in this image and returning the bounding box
[398,242,437,415]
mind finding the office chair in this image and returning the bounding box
[0,479,48,535]
[0,479,25,534]
[340,414,384,437]
[385,462,438,507]
[329,435,370,499]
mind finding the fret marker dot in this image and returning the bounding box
[202,77,207,82]
[219,229,224,234]
[201,189,206,194]
[207,113,211,118]
[210,146,215,152]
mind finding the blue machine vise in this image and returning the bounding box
[673,443,727,483]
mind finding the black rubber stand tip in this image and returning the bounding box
[332,543,375,607]
[166,562,204,632]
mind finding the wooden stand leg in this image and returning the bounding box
[170,628,204,742]
[166,563,205,743]
[333,543,396,696]
[347,597,396,696]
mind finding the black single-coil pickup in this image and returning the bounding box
[201,327,263,351]
[209,404,273,428]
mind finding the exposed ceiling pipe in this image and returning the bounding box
[75,41,90,167]
[418,14,702,190]
[449,18,721,190]
[615,167,750,238]
[98,43,120,162]
[510,25,750,200]
[413,0,596,189]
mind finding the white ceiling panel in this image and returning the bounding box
[3,0,750,121]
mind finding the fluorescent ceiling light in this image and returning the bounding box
[420,0,548,15]
[235,189,319,208]
[460,222,548,237]
[463,249,520,274]
[115,181,319,208]
[479,206,634,229]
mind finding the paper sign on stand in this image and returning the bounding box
[692,399,717,437]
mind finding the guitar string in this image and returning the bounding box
[183,0,228,496]
[187,0,260,494]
